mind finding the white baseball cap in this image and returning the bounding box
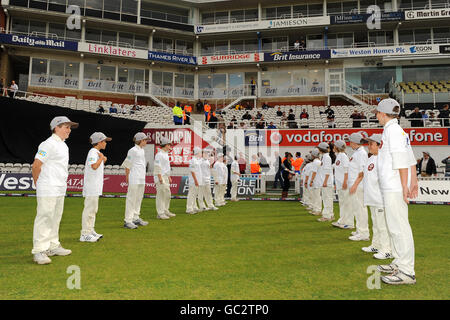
[90,132,112,144]
[345,132,364,144]
[50,116,79,130]
[318,142,329,151]
[361,133,382,144]
[311,148,320,158]
[374,98,400,115]
[334,140,346,149]
[134,132,148,142]
[159,137,171,146]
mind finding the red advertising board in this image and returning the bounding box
[144,128,210,167]
[66,175,183,194]
[266,128,449,146]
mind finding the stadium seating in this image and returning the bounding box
[18,95,173,125]
[396,80,450,94]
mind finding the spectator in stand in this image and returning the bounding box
[287,109,296,128]
[130,105,138,114]
[428,112,439,124]
[294,40,300,50]
[350,109,361,128]
[109,104,117,114]
[417,151,437,177]
[407,107,424,127]
[239,122,247,129]
[117,104,123,114]
[96,105,105,113]
[196,99,203,112]
[256,111,263,120]
[327,113,336,128]
[256,120,265,129]
[245,101,252,110]
[227,122,234,129]
[438,104,449,127]
[208,112,218,129]
[300,39,306,50]
[300,109,309,119]
[230,116,237,125]
[250,78,256,96]
[267,121,277,129]
[250,116,257,128]
[321,106,335,118]
[442,156,450,177]
[359,111,367,124]
[276,107,283,117]
[281,112,288,128]
[262,101,270,109]
[242,111,252,121]
[9,80,18,98]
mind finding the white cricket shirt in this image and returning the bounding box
[318,153,334,187]
[348,146,367,188]
[334,152,349,190]
[200,158,212,185]
[123,145,146,185]
[82,148,104,197]
[377,118,416,192]
[188,157,202,186]
[363,155,384,207]
[310,158,322,189]
[153,149,171,182]
[34,134,69,197]
[231,160,240,182]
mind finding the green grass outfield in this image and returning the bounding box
[0,197,449,300]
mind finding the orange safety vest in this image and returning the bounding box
[185,105,192,113]
[204,104,211,113]
[292,158,304,171]
[183,110,187,120]
[250,161,261,174]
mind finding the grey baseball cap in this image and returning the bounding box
[345,132,364,144]
[318,142,329,151]
[334,140,346,149]
[311,148,320,158]
[422,151,430,156]
[159,137,171,146]
[374,98,400,114]
[50,116,79,130]
[134,132,148,142]
[90,132,112,144]
[362,133,382,144]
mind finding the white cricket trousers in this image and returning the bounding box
[201,184,215,208]
[231,179,238,200]
[350,187,369,238]
[186,185,199,212]
[32,196,65,254]
[310,188,322,213]
[321,186,334,218]
[220,184,227,204]
[81,196,99,236]
[336,189,352,226]
[369,206,392,254]
[383,192,415,276]
[124,184,145,223]
[155,176,171,216]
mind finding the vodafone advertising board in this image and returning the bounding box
[265,128,449,147]
[144,128,209,167]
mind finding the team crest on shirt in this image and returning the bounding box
[368,163,375,171]
[37,150,47,157]
[336,160,340,166]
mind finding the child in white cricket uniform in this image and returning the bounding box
[347,133,369,241]
[198,150,218,211]
[154,137,174,220]
[186,147,202,214]
[375,98,418,285]
[213,153,227,207]
[300,154,312,208]
[317,142,334,222]
[308,148,322,216]
[332,140,352,229]
[230,156,241,201]
[361,134,392,260]
[122,132,149,229]
[31,116,78,265]
[80,132,111,242]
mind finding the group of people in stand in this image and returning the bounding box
[0,78,19,98]
[299,98,418,285]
